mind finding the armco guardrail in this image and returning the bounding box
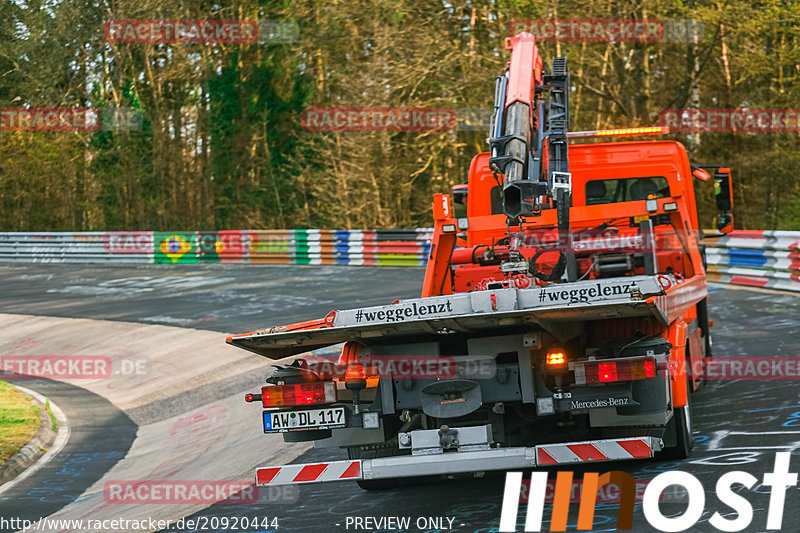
[0,230,432,266]
[3,229,799,293]
[705,230,800,292]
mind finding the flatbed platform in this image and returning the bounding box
[227,274,705,359]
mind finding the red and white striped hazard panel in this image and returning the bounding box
[535,437,659,465]
[256,460,362,486]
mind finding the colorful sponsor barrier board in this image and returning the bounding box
[1,228,797,294]
[0,229,432,266]
[704,230,800,292]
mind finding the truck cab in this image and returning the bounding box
[442,141,707,293]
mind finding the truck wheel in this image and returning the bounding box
[659,395,693,460]
[698,298,713,360]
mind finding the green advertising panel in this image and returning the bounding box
[154,232,198,264]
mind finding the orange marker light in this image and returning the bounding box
[594,126,668,137]
[345,363,367,390]
[546,350,567,366]
[567,126,669,139]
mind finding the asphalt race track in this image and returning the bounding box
[0,263,424,333]
[0,380,137,522]
[1,263,800,532]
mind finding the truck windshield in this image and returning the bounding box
[585,176,670,205]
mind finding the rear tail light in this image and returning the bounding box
[261,381,337,408]
[598,362,618,382]
[571,356,657,385]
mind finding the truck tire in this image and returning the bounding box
[658,392,693,460]
[697,297,713,360]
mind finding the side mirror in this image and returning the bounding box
[713,168,734,233]
[693,164,734,233]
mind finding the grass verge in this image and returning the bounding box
[45,398,57,431]
[0,380,41,464]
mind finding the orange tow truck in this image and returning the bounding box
[231,33,735,489]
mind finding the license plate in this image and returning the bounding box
[263,407,346,433]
